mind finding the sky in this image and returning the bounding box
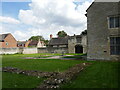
[0,0,94,41]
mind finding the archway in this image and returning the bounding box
[75,45,83,53]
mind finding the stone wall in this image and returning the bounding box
[0,48,38,54]
[23,48,38,54]
[47,47,68,53]
[68,35,87,54]
[38,47,48,53]
[0,48,19,54]
[0,47,68,54]
[87,2,120,60]
[81,35,87,54]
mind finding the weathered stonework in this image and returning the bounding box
[87,2,120,60]
[68,35,87,54]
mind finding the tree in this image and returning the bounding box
[81,30,87,35]
[57,30,67,37]
[28,36,49,45]
[29,36,45,41]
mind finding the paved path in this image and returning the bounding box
[45,56,62,59]
[24,55,74,60]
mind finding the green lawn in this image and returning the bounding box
[2,54,82,72]
[61,61,119,88]
[2,54,119,88]
[2,72,44,88]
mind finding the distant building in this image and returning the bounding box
[68,34,87,54]
[17,40,31,48]
[28,39,46,47]
[48,33,87,53]
[0,33,17,48]
[86,2,120,60]
[48,36,69,53]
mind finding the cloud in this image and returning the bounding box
[0,16,20,24]
[17,0,92,40]
[1,0,93,41]
[19,0,90,28]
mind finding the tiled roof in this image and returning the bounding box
[17,41,27,45]
[28,40,38,46]
[0,33,10,41]
[49,36,69,45]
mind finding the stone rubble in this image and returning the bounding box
[36,63,92,89]
[2,63,92,89]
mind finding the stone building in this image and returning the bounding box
[0,33,17,48]
[68,34,87,54]
[48,33,87,54]
[86,2,120,60]
[48,36,69,53]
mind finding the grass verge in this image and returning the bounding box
[2,72,44,88]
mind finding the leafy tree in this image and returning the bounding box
[29,36,45,41]
[81,30,87,35]
[57,30,67,37]
[44,40,49,45]
[28,36,49,45]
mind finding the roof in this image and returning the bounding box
[86,2,94,12]
[0,33,10,41]
[17,41,27,45]
[28,40,38,46]
[49,36,69,45]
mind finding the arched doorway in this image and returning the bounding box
[75,45,83,53]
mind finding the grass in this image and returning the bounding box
[2,53,84,88]
[61,61,119,88]
[2,54,82,72]
[2,53,119,88]
[2,72,44,88]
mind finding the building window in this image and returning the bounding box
[110,37,120,55]
[108,16,120,28]
[6,42,8,46]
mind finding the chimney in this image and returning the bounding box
[50,34,53,39]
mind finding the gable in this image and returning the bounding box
[4,33,17,42]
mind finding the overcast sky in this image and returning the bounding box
[0,0,94,41]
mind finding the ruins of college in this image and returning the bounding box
[0,2,120,60]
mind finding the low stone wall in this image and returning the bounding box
[2,63,92,89]
[47,47,68,53]
[38,47,48,53]
[0,48,19,54]
[0,47,38,54]
[0,47,69,54]
[23,48,38,54]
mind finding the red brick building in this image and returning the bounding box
[0,33,17,48]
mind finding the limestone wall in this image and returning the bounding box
[38,47,48,53]
[87,2,119,60]
[47,47,68,53]
[23,48,38,54]
[0,48,19,54]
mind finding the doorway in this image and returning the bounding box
[75,45,83,53]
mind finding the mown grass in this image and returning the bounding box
[2,72,44,88]
[2,54,82,72]
[2,53,119,88]
[61,61,119,88]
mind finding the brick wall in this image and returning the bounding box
[1,34,17,48]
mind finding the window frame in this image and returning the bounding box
[110,37,120,55]
[6,42,8,46]
[108,16,120,29]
